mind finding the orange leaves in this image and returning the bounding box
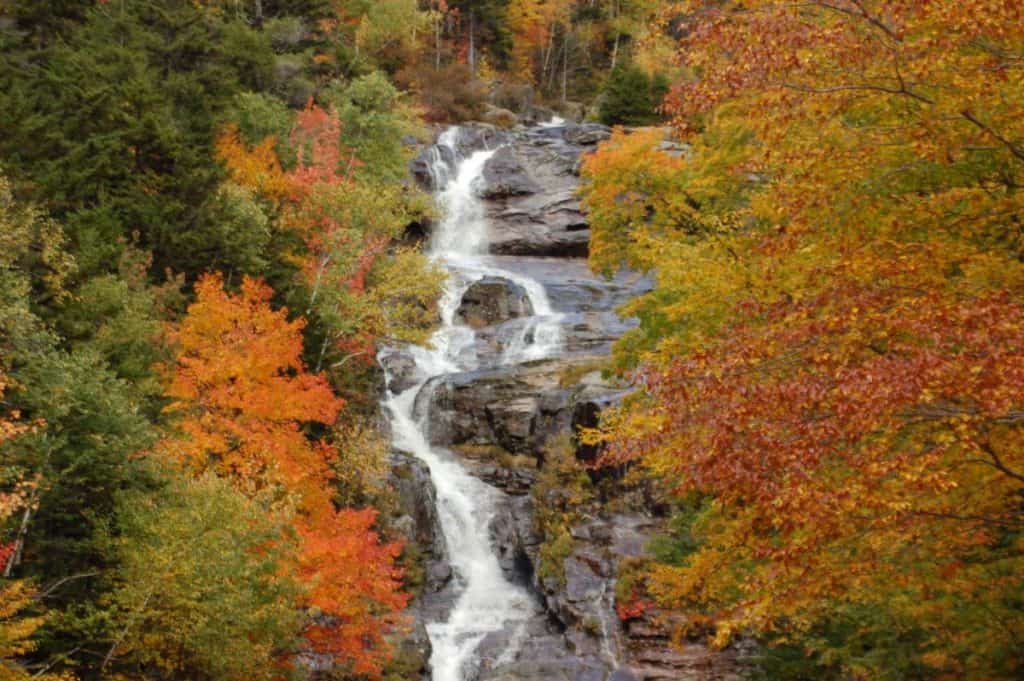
[661,0,1024,243]
[163,273,342,493]
[295,507,406,676]
[160,272,405,674]
[215,124,294,202]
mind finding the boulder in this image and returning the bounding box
[455,277,534,329]
[564,123,612,146]
[519,105,558,125]
[481,147,541,198]
[418,358,577,455]
[378,349,423,394]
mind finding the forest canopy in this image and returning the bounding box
[1,0,1020,680]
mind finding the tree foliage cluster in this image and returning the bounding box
[0,1,444,679]
[580,1,1024,678]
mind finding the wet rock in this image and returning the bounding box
[488,218,591,258]
[385,452,451,676]
[450,123,508,155]
[409,125,509,191]
[481,147,540,198]
[481,127,593,257]
[425,560,453,590]
[472,461,538,496]
[388,451,446,561]
[456,277,535,329]
[420,358,577,455]
[379,349,423,394]
[564,123,613,146]
[409,143,457,190]
[519,105,558,125]
[610,669,640,681]
[490,498,534,582]
[478,625,610,681]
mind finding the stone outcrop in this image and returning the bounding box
[393,122,744,681]
[379,349,423,394]
[455,276,535,329]
[409,122,618,257]
[482,125,599,257]
[479,146,541,198]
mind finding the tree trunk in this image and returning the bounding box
[469,9,476,76]
[3,505,32,577]
[561,34,569,104]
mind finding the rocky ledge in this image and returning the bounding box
[411,122,614,258]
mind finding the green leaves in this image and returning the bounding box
[107,471,300,680]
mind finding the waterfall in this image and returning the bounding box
[381,126,566,681]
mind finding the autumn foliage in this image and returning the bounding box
[582,1,1024,677]
[162,273,406,676]
[215,124,294,202]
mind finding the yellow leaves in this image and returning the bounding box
[0,581,43,660]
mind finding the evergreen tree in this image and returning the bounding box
[599,61,661,126]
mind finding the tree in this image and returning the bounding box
[216,125,295,203]
[104,471,299,681]
[162,272,342,495]
[581,1,1024,678]
[598,62,662,125]
[161,272,407,676]
[331,71,425,185]
[0,0,277,279]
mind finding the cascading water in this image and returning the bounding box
[382,127,566,681]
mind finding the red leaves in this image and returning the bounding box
[616,596,655,622]
[288,100,356,197]
[611,258,1024,633]
[296,507,407,676]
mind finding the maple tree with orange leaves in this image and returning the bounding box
[161,273,406,677]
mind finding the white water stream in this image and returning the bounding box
[382,127,565,680]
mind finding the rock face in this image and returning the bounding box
[480,146,541,198]
[386,452,451,677]
[379,349,423,394]
[393,122,744,681]
[482,125,600,257]
[410,122,617,257]
[455,276,535,328]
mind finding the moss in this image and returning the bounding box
[533,433,594,586]
[380,643,429,681]
[537,528,575,586]
[558,358,610,388]
[450,443,510,460]
[614,555,651,604]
